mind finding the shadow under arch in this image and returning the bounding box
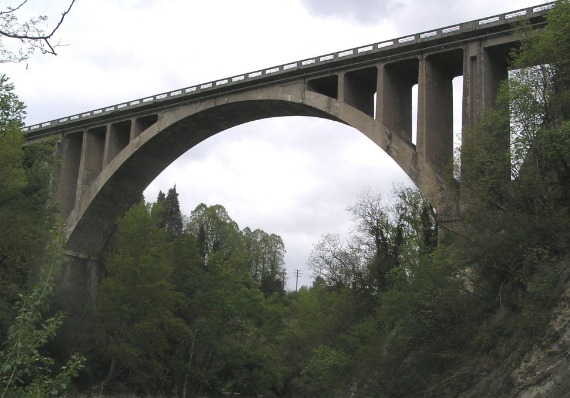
[64,90,428,257]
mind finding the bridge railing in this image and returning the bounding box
[23,2,555,135]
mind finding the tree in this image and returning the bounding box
[393,185,438,271]
[0,228,84,398]
[0,74,25,205]
[0,76,84,391]
[0,3,83,391]
[182,258,286,398]
[0,1,76,63]
[0,75,58,337]
[0,74,25,131]
[187,204,243,268]
[308,187,437,295]
[299,345,349,398]
[90,197,292,396]
[347,189,402,292]
[155,185,183,241]
[242,228,286,295]
[308,233,365,291]
[96,202,189,395]
[454,2,570,313]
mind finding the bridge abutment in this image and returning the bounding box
[52,253,102,354]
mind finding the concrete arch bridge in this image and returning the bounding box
[24,3,554,258]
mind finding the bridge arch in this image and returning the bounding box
[19,4,550,257]
[63,84,434,257]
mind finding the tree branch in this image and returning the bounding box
[0,0,28,17]
[0,0,76,60]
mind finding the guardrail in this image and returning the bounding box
[23,2,555,134]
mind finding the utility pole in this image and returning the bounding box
[295,269,300,292]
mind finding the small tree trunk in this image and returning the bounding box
[181,331,197,398]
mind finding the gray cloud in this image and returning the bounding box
[300,0,402,25]
[299,0,528,36]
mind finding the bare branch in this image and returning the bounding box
[0,1,28,17]
[43,0,75,46]
[0,0,76,62]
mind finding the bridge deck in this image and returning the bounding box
[24,2,554,140]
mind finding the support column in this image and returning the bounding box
[102,127,111,168]
[337,72,346,110]
[107,121,132,166]
[75,126,107,212]
[462,42,510,180]
[377,59,418,142]
[130,117,137,141]
[56,133,83,218]
[417,55,454,168]
[344,67,377,118]
[463,42,508,130]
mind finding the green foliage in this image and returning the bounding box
[0,287,84,398]
[242,227,286,296]
[0,74,25,131]
[0,74,26,205]
[300,345,349,398]
[0,228,84,397]
[0,126,25,205]
[57,7,570,394]
[92,199,290,397]
[308,186,437,295]
[0,75,59,340]
[96,202,188,394]
[456,1,570,319]
[187,203,243,267]
[155,185,183,241]
[422,2,570,392]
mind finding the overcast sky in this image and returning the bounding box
[4,0,547,289]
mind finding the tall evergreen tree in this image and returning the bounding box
[163,186,183,240]
[153,186,183,241]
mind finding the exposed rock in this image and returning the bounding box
[510,278,570,398]
[460,265,570,398]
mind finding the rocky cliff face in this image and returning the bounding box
[511,278,570,398]
[460,264,570,398]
